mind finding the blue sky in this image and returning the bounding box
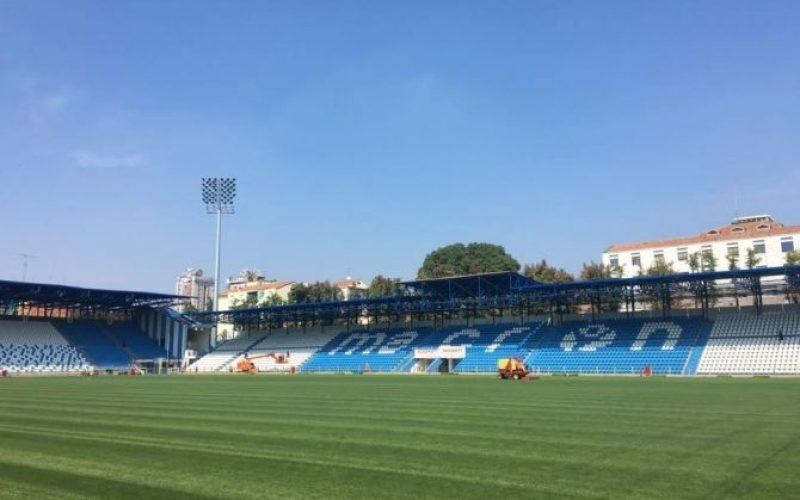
[1,1,799,292]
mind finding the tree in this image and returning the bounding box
[288,282,342,304]
[260,294,285,307]
[368,275,400,297]
[701,251,717,272]
[786,251,800,303]
[182,302,197,313]
[640,260,676,310]
[230,295,259,310]
[579,261,622,281]
[523,259,574,282]
[745,248,761,269]
[288,283,311,304]
[417,243,520,279]
[645,260,674,277]
[687,252,701,273]
[727,253,741,307]
[579,261,623,312]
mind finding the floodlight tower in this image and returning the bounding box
[202,178,236,324]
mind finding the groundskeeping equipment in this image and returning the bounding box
[497,357,532,380]
[236,353,286,373]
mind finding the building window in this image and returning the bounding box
[609,255,619,268]
[677,248,688,261]
[701,245,713,256]
[653,251,665,263]
[726,243,739,257]
[631,254,641,268]
[753,240,766,254]
[781,237,794,253]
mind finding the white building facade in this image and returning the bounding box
[602,215,799,278]
[333,277,369,301]
[175,268,215,312]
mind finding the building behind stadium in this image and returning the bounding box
[602,215,799,278]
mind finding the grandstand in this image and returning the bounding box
[0,279,187,374]
[3,266,800,376]
[185,309,799,376]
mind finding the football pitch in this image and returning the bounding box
[1,375,799,499]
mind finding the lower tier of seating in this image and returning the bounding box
[301,329,423,372]
[53,322,132,371]
[0,344,91,373]
[524,319,712,375]
[177,311,800,376]
[697,313,800,375]
[0,320,92,373]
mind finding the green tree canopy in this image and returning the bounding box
[701,252,718,272]
[416,243,520,279]
[230,295,259,310]
[368,275,400,297]
[288,282,343,304]
[746,248,761,269]
[579,261,622,280]
[523,259,574,282]
[260,294,285,307]
[786,250,800,266]
[644,260,675,276]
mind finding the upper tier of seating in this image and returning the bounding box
[524,318,713,375]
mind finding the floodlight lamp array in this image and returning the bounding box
[202,177,236,214]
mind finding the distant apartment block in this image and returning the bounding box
[175,268,215,312]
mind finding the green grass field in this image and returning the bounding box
[1,375,799,499]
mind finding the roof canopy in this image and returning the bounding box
[0,279,185,310]
[187,265,800,328]
[400,271,539,300]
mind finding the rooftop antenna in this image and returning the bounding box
[17,253,37,281]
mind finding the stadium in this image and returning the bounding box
[2,257,800,497]
[4,2,800,499]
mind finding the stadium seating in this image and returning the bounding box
[241,330,338,372]
[447,324,543,373]
[179,311,800,376]
[53,321,132,371]
[0,321,90,373]
[299,323,542,373]
[0,320,91,373]
[523,318,713,375]
[103,323,167,360]
[697,313,800,375]
[301,328,425,372]
[188,334,268,372]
